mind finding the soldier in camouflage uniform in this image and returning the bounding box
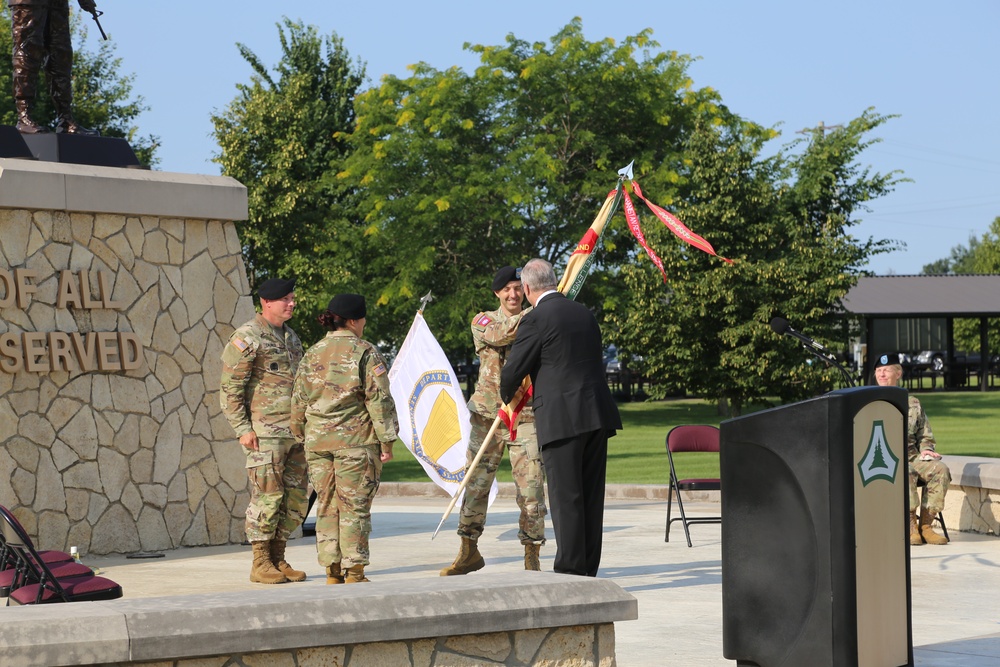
[290,293,398,584]
[220,277,308,584]
[874,353,950,545]
[441,266,547,576]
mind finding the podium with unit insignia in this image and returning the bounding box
[720,386,912,667]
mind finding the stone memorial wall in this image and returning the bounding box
[0,159,252,554]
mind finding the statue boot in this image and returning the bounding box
[344,564,370,583]
[326,563,344,585]
[14,99,49,134]
[524,543,541,571]
[54,114,99,136]
[440,536,485,576]
[909,510,922,546]
[920,509,948,545]
[270,539,306,582]
[249,540,288,584]
[51,75,99,136]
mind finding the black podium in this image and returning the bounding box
[720,386,913,667]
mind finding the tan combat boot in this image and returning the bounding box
[439,537,485,576]
[270,540,306,582]
[345,564,370,583]
[326,563,344,584]
[920,509,948,545]
[909,511,923,546]
[524,543,541,571]
[250,541,288,584]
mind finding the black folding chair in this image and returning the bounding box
[0,505,122,605]
[665,425,722,547]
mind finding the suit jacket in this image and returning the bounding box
[500,293,622,446]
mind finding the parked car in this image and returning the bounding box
[912,350,999,373]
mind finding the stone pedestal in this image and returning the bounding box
[0,158,253,555]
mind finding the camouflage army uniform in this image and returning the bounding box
[220,313,307,543]
[290,330,398,568]
[459,306,547,545]
[907,395,951,514]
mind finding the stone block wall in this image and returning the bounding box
[0,161,252,554]
[126,625,617,667]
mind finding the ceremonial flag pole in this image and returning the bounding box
[430,161,633,538]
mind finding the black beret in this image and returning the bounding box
[492,266,521,292]
[257,278,296,300]
[328,293,366,320]
[874,353,901,369]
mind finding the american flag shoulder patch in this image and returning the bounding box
[231,337,249,352]
[474,314,493,327]
[372,363,387,376]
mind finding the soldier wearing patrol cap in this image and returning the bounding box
[220,277,308,584]
[290,293,398,584]
[440,265,548,576]
[873,353,951,546]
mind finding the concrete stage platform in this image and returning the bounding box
[83,493,1000,666]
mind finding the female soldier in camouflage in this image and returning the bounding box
[873,353,950,545]
[290,294,398,583]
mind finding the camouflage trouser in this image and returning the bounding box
[307,445,382,568]
[457,412,546,544]
[909,457,951,514]
[245,437,308,542]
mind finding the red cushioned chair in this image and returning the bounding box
[665,425,722,547]
[0,505,122,605]
[0,505,76,597]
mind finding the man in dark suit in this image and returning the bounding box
[500,258,622,577]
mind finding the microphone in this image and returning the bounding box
[769,317,831,353]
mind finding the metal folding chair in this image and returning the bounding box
[0,505,122,605]
[665,425,721,547]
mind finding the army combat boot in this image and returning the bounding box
[524,543,541,571]
[909,511,922,546]
[14,99,48,134]
[270,540,306,581]
[344,564,370,583]
[326,563,344,585]
[440,536,485,576]
[920,509,948,545]
[250,541,288,584]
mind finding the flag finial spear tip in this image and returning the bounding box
[618,160,634,180]
[418,291,434,314]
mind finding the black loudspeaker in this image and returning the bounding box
[21,132,142,168]
[720,386,913,667]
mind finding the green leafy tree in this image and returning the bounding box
[337,18,737,361]
[947,216,1000,354]
[922,236,978,274]
[212,19,365,343]
[0,8,158,166]
[608,109,902,415]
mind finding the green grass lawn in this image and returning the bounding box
[380,391,1000,485]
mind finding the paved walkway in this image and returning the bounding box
[86,494,1000,666]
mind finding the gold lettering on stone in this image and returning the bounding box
[0,333,23,373]
[22,332,49,372]
[96,332,120,371]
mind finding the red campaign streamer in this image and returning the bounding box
[632,180,733,264]
[621,188,668,282]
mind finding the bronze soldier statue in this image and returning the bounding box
[9,0,99,135]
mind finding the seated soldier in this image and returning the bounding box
[873,353,950,545]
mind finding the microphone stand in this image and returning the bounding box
[796,343,857,388]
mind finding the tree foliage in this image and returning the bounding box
[926,216,1000,353]
[337,18,738,360]
[211,19,365,343]
[0,7,158,166]
[606,110,902,415]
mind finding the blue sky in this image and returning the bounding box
[95,1,1000,276]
